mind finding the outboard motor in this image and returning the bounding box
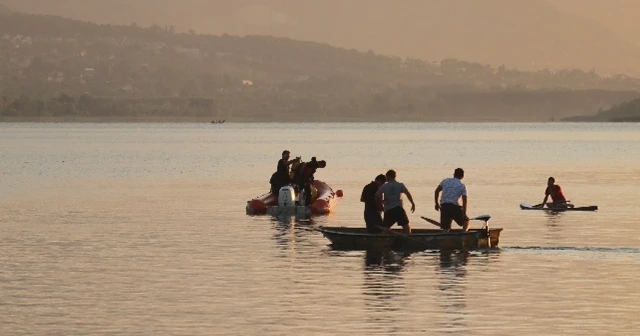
[278,186,296,208]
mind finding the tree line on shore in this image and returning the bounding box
[3,88,638,122]
[1,9,640,121]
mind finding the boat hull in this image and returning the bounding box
[316,227,503,251]
[520,203,598,212]
[246,180,338,215]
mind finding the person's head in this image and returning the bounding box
[385,169,396,181]
[454,168,464,179]
[282,150,290,159]
[374,174,387,186]
[547,177,555,186]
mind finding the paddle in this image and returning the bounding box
[420,214,492,229]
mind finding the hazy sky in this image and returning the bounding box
[4,0,640,74]
[546,0,640,47]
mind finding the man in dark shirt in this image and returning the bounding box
[292,157,326,205]
[270,150,299,194]
[361,174,387,233]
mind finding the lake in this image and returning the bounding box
[1,122,639,335]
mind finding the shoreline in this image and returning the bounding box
[0,116,570,123]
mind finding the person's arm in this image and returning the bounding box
[536,195,549,208]
[286,157,299,165]
[434,185,443,211]
[375,187,383,205]
[403,186,416,213]
[537,188,550,207]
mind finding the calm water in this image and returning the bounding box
[1,122,640,335]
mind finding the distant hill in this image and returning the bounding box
[2,10,640,122]
[563,96,640,121]
[4,0,640,75]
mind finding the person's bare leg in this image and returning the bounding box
[462,219,470,232]
[403,223,411,235]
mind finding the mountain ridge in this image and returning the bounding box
[3,0,640,75]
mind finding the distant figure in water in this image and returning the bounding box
[536,177,573,208]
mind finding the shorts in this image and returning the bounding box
[440,203,466,230]
[364,209,383,233]
[382,206,410,228]
[548,200,569,208]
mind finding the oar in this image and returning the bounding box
[420,216,442,228]
[420,214,492,228]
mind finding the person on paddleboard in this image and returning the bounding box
[361,174,387,233]
[434,168,470,232]
[536,177,573,208]
[375,169,416,234]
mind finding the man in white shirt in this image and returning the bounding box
[434,168,469,231]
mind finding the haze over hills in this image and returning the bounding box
[546,0,640,48]
[2,9,640,122]
[3,0,640,75]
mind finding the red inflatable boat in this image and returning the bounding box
[246,180,343,215]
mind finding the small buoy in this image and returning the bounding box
[336,189,344,197]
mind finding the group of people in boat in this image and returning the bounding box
[361,168,571,234]
[361,168,465,234]
[211,120,226,124]
[269,150,326,205]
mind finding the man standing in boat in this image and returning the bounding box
[434,168,469,232]
[375,169,416,234]
[536,177,573,208]
[361,174,387,233]
[270,150,299,194]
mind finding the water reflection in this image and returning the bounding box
[435,250,470,333]
[362,249,411,332]
[544,211,565,228]
[269,215,317,253]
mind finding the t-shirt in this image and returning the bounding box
[361,181,381,212]
[378,180,406,212]
[276,159,288,177]
[545,185,566,202]
[439,177,467,205]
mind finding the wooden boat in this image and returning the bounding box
[316,226,503,251]
[520,202,598,212]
